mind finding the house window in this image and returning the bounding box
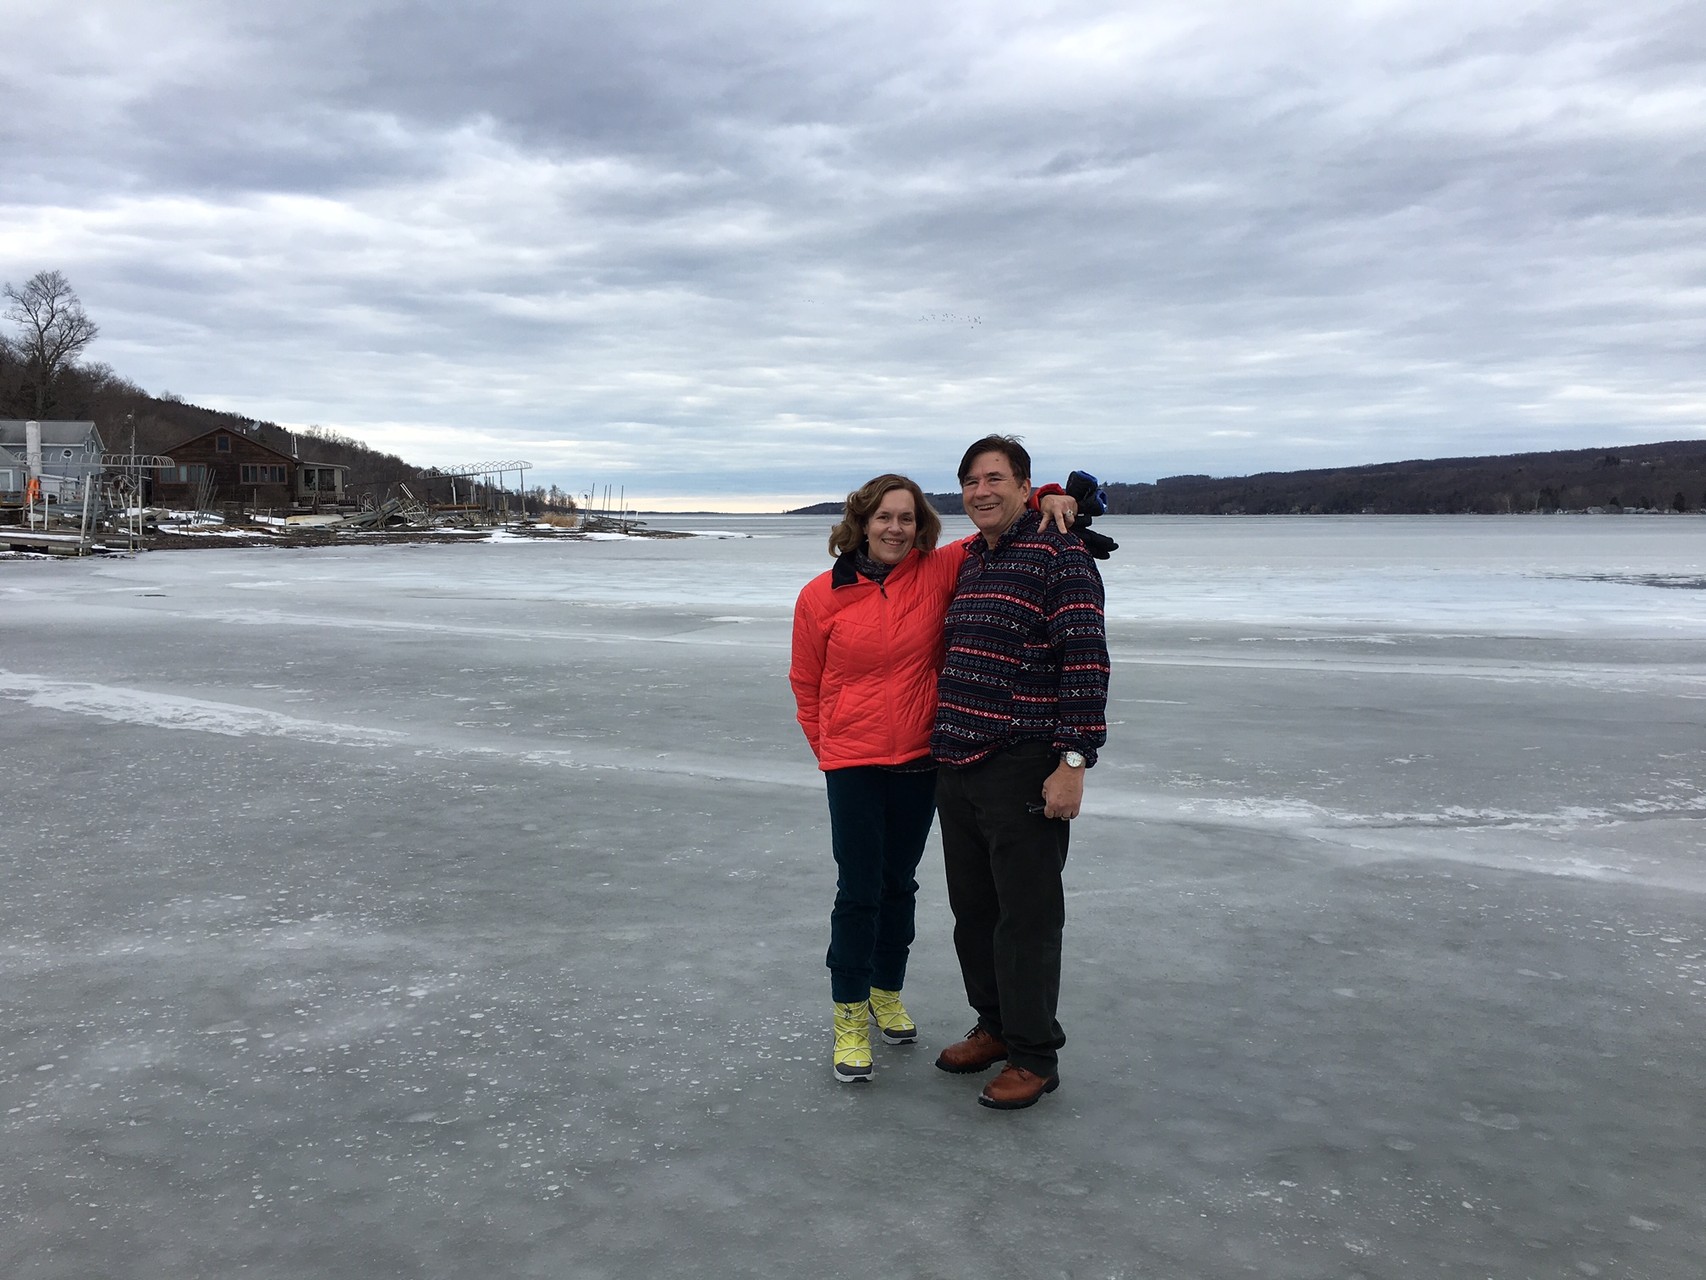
[240,464,287,484]
[168,465,206,483]
[217,435,231,452]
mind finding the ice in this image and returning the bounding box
[0,672,406,745]
[2,515,1703,1278]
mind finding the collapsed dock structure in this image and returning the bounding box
[2,420,552,553]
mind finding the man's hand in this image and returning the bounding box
[1038,492,1078,533]
[1041,761,1085,819]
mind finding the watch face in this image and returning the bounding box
[1062,751,1086,768]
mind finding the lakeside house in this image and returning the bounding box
[0,420,106,506]
[1,418,351,530]
[153,425,349,514]
[0,442,21,500]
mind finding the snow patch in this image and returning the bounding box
[0,671,404,746]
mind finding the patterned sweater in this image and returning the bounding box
[930,509,1110,768]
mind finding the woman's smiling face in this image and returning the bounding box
[864,489,919,565]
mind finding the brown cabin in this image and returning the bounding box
[148,426,342,514]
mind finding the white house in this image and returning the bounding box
[0,420,106,504]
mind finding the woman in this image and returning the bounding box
[790,474,1078,1083]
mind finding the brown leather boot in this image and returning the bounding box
[977,1064,1060,1110]
[933,1026,1009,1074]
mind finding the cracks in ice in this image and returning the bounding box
[1180,793,1705,833]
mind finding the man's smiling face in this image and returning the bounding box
[960,449,1032,545]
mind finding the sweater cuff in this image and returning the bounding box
[1029,483,1065,511]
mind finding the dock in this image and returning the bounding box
[0,528,101,556]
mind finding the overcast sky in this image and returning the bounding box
[5,1,1703,508]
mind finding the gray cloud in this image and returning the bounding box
[4,0,1702,505]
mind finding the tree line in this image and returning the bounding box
[1086,443,1706,515]
[1,270,574,514]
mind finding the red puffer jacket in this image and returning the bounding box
[790,540,972,770]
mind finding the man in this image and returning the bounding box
[930,435,1110,1110]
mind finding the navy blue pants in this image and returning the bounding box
[936,741,1070,1076]
[823,765,939,1004]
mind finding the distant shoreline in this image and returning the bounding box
[782,438,1706,517]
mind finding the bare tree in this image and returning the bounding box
[2,269,100,417]
[0,331,20,412]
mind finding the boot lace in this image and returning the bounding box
[833,1002,872,1064]
[868,988,915,1033]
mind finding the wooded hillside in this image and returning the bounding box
[2,350,574,510]
[1098,440,1706,514]
[33,370,433,500]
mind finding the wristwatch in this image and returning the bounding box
[1060,750,1087,769]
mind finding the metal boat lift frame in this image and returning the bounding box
[430,461,533,524]
[0,452,175,555]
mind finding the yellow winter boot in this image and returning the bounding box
[868,987,918,1045]
[833,1000,874,1083]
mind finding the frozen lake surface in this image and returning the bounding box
[3,515,1703,1279]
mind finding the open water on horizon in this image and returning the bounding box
[641,509,1706,561]
[623,513,1706,637]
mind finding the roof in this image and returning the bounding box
[165,425,297,463]
[0,420,102,449]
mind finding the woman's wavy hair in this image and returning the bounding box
[827,473,942,557]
